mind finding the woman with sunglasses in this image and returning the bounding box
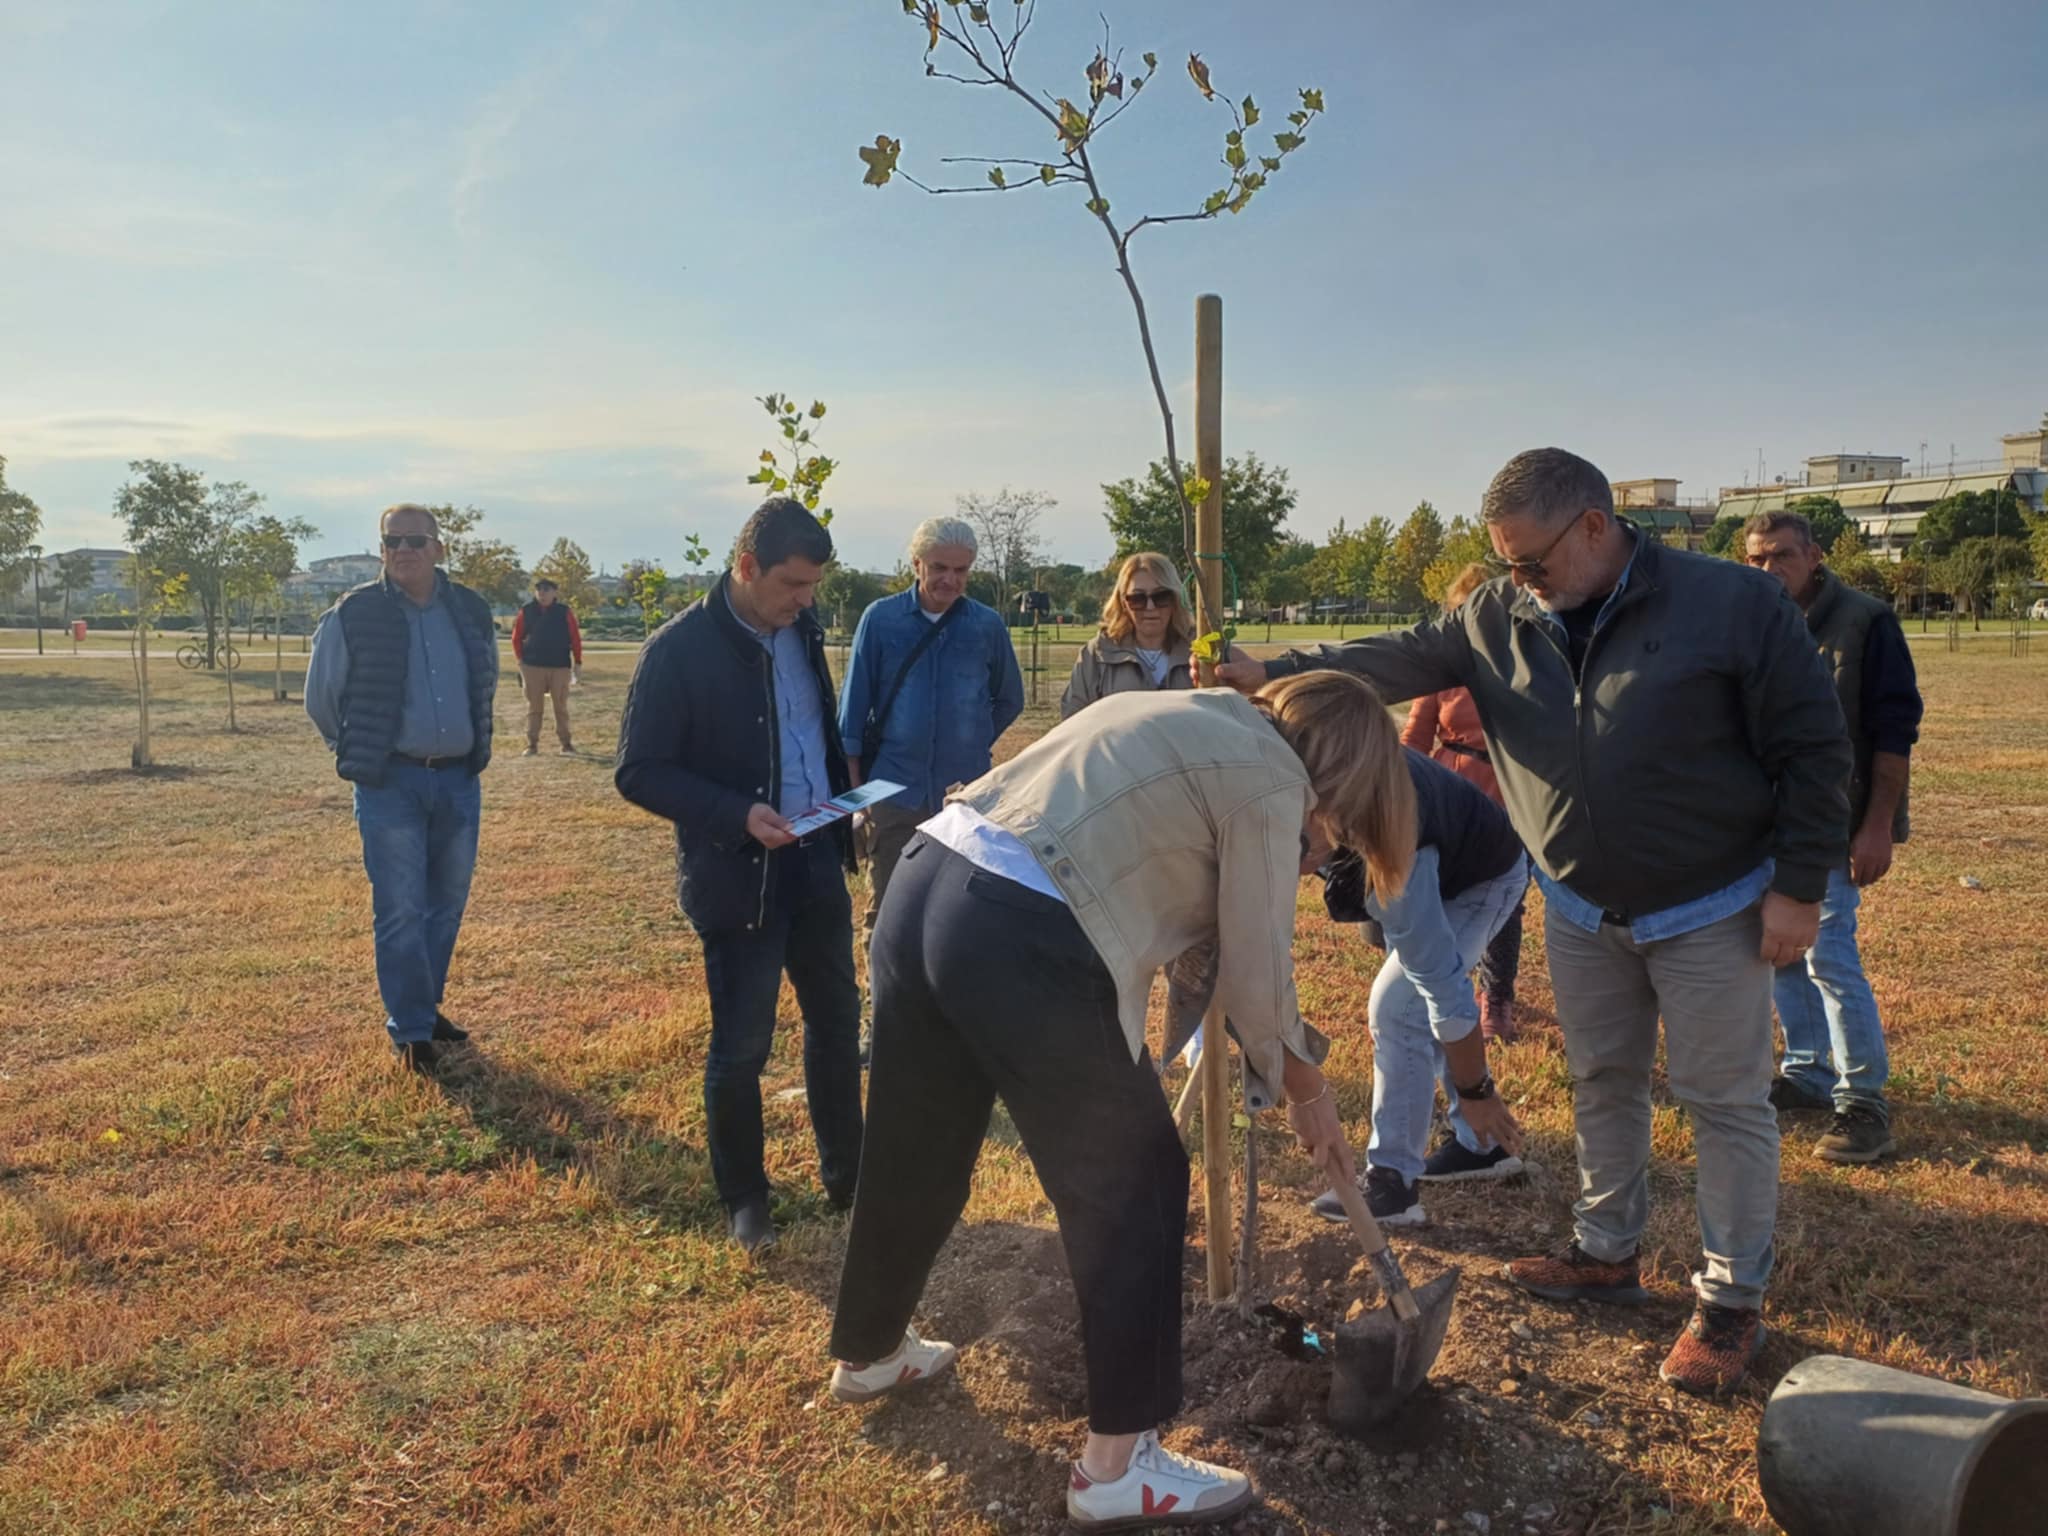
[828,671,1412,1531]
[1058,552,1194,719]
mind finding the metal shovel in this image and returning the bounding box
[1319,1161,1461,1434]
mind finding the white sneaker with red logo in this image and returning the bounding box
[828,1328,957,1403]
[1065,1430,1255,1530]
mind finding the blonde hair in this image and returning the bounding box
[1442,561,1490,612]
[1254,671,1416,905]
[1100,551,1195,648]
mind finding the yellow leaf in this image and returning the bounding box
[100,1128,122,1143]
[1190,631,1223,663]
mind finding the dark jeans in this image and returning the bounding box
[353,764,482,1045]
[1477,893,1526,1006]
[699,838,863,1211]
[831,835,1189,1434]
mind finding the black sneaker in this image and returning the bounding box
[1814,1106,1896,1164]
[432,1011,469,1044]
[1310,1165,1427,1227]
[1768,1074,1832,1113]
[395,1039,442,1075]
[1420,1139,1525,1182]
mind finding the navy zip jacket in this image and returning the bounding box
[614,575,855,933]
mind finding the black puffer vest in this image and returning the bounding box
[520,599,574,667]
[333,574,498,786]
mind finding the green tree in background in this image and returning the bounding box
[1373,501,1444,612]
[0,456,45,609]
[1783,494,1851,554]
[1914,487,2030,557]
[1307,517,1391,614]
[1420,515,1493,606]
[55,550,96,622]
[428,503,526,609]
[1103,452,1295,604]
[1701,514,1746,558]
[1825,526,1893,601]
[958,487,1053,620]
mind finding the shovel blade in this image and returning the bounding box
[1327,1267,1461,1434]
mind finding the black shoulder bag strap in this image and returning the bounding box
[862,599,966,762]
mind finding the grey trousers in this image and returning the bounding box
[859,804,928,949]
[1544,900,1779,1310]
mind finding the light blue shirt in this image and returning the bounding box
[1536,860,1775,943]
[1364,847,1530,1044]
[305,574,477,760]
[726,589,833,816]
[1527,536,1773,939]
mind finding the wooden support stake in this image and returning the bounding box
[1193,292,1232,1304]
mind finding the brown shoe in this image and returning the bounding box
[1505,1242,1651,1304]
[1659,1303,1765,1397]
[1480,993,1517,1044]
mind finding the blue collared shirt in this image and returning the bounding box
[726,589,833,817]
[305,573,476,759]
[1525,540,1773,939]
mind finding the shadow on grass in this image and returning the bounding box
[0,674,130,711]
[54,763,218,786]
[427,1047,725,1236]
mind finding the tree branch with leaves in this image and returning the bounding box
[861,0,1323,649]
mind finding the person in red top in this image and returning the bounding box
[511,577,583,754]
[1399,563,1527,1041]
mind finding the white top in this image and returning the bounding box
[918,603,945,623]
[917,802,1068,903]
[1135,646,1171,685]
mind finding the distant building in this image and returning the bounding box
[285,552,386,602]
[1610,477,1715,547]
[1717,416,2048,559]
[26,547,139,606]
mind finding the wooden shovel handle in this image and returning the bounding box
[1324,1165,1423,1323]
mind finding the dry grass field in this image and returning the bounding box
[2,630,2043,1535]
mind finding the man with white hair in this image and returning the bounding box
[839,517,1024,1041]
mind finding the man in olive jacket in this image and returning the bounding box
[1220,447,1851,1399]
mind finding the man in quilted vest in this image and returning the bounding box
[1744,511,1922,1164]
[306,503,501,1073]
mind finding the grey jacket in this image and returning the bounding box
[1262,536,1851,915]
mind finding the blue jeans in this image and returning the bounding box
[353,765,482,1045]
[1774,864,1890,1119]
[1367,859,1530,1182]
[698,838,864,1211]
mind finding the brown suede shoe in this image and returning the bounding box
[1505,1242,1651,1304]
[1659,1303,1765,1397]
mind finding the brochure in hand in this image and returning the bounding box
[785,779,908,839]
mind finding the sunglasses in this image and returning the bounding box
[383,533,433,550]
[1483,507,1589,582]
[1123,589,1176,609]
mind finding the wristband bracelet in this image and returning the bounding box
[1290,1086,1329,1110]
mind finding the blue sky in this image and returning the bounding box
[3,0,2043,575]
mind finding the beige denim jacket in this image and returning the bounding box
[1058,632,1195,720]
[947,687,1317,1096]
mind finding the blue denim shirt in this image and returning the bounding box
[836,589,1025,812]
[725,588,833,817]
[1528,543,1772,940]
[306,573,476,759]
[1366,847,1535,1043]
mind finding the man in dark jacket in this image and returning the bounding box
[614,498,862,1255]
[1220,447,1852,1398]
[305,503,500,1073]
[1744,511,1922,1165]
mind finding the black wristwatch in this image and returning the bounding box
[1455,1074,1496,1102]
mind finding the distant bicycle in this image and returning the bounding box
[175,641,241,671]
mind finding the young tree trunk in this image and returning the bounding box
[133,624,154,769]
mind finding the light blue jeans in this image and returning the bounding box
[1367,859,1530,1182]
[353,764,482,1045]
[1773,864,1890,1120]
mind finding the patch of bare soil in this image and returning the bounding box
[825,1178,1756,1535]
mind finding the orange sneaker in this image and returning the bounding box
[1659,1303,1764,1397]
[1505,1242,1651,1304]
